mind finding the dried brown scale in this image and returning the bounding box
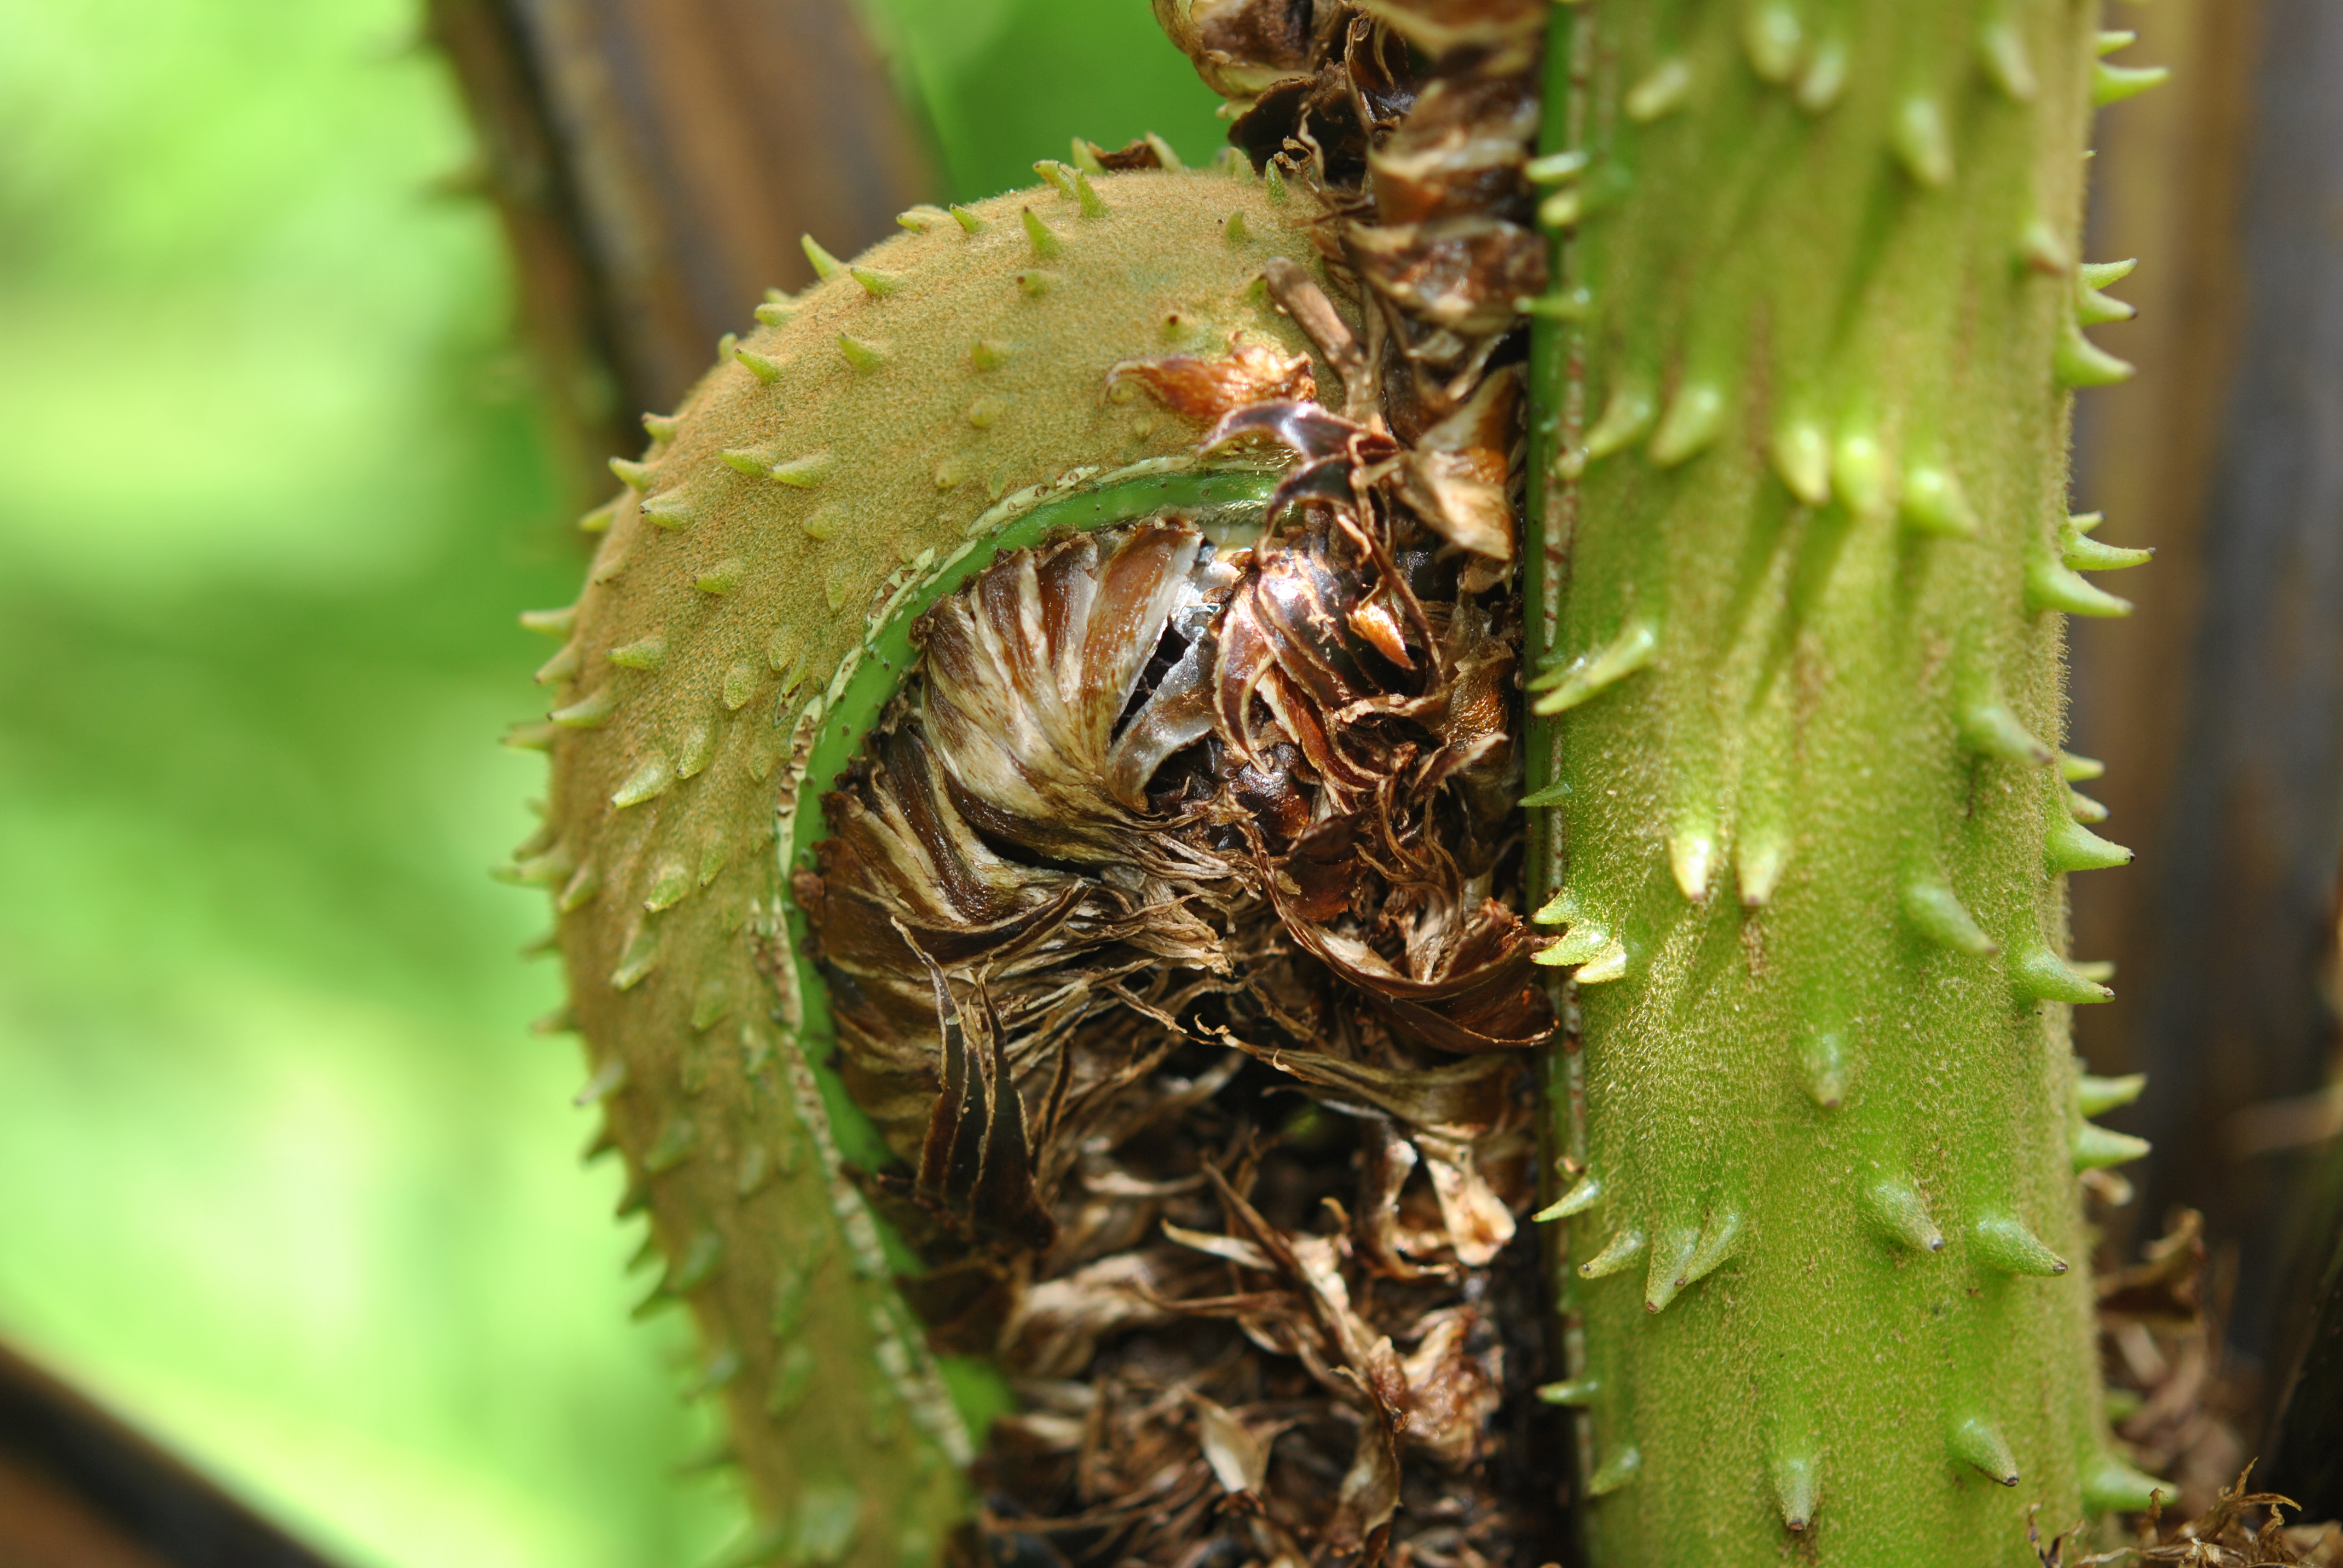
[790,4,1559,1561]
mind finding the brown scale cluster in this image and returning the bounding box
[793,4,1559,1564]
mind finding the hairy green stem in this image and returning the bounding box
[1523,2,2162,1561]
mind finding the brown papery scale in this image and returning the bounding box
[790,3,1559,1563]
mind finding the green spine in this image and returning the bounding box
[1523,2,2163,1562]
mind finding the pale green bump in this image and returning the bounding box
[1527,149,1590,183]
[722,661,761,711]
[697,835,727,886]
[1069,137,1105,174]
[1072,170,1108,219]
[1518,284,1594,320]
[2077,275,2138,325]
[643,858,691,913]
[2062,751,2106,782]
[576,501,614,536]
[802,502,848,541]
[1680,1209,1745,1285]
[641,494,696,531]
[1831,427,1893,517]
[641,411,680,443]
[1588,1444,1643,1496]
[1536,1171,1604,1223]
[689,977,732,1035]
[1536,920,1617,970]
[2097,30,2138,56]
[1624,58,1692,122]
[1773,1451,1820,1532]
[1643,1225,1701,1313]
[2073,1122,2151,1171]
[1538,187,1583,229]
[2079,259,2139,289]
[1971,1214,2068,1276]
[609,633,667,670]
[1648,380,1727,466]
[572,1054,627,1105]
[801,234,845,280]
[612,751,673,809]
[1144,132,1184,171]
[534,641,579,685]
[644,1114,698,1174]
[2094,60,2170,106]
[1579,1227,1646,1279]
[1798,1028,1852,1111]
[1737,827,1789,907]
[2082,1450,2169,1515]
[771,450,835,488]
[2048,814,2132,873]
[718,446,772,477]
[1669,820,1716,903]
[1016,270,1057,298]
[1264,162,1288,204]
[557,862,601,913]
[1022,207,1065,260]
[2012,946,2114,1005]
[2056,324,2137,387]
[1979,13,2037,100]
[551,689,615,729]
[1742,0,1802,84]
[1948,1417,2020,1486]
[733,343,784,383]
[1770,419,1832,506]
[1959,690,2054,767]
[1900,463,1979,537]
[837,333,887,372]
[2062,518,2153,569]
[2077,1073,2146,1117]
[1863,1174,1946,1253]
[1224,209,1251,246]
[948,204,987,235]
[894,204,949,234]
[767,1341,816,1417]
[1584,382,1657,460]
[1531,888,1579,927]
[1892,96,1955,188]
[1902,877,1997,957]
[1537,1376,1601,1405]
[675,722,715,780]
[2028,553,2135,616]
[1794,36,1847,112]
[1032,159,1074,197]
[519,606,576,639]
[694,558,744,596]
[609,456,656,492]
[669,1227,724,1292]
[1574,935,1631,985]
[2019,216,2074,276]
[971,338,1015,371]
[1529,619,1658,716]
[2068,787,2111,823]
[610,924,660,990]
[850,266,901,299]
[967,395,1005,430]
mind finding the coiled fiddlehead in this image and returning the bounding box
[508,3,2175,1564]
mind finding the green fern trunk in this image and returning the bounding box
[1521,1,2163,1560]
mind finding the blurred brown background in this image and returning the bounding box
[2067,0,2343,1512]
